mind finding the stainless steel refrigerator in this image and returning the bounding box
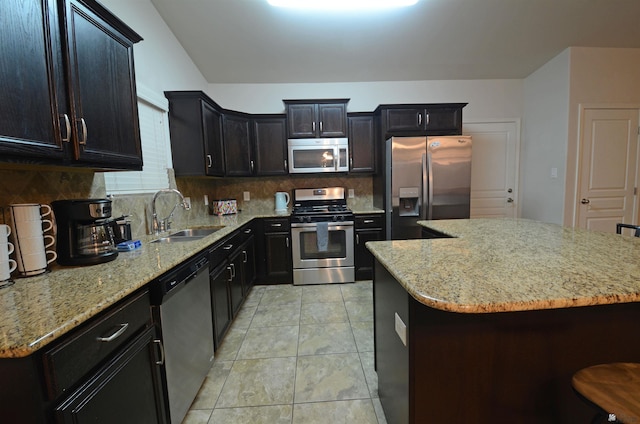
[381,136,472,239]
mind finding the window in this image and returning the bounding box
[102,86,171,194]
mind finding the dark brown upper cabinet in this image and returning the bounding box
[165,91,225,177]
[348,113,375,173]
[377,103,466,137]
[0,0,143,170]
[223,112,252,177]
[284,99,349,138]
[252,115,288,175]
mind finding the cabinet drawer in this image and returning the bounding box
[263,218,290,233]
[44,290,151,399]
[355,215,384,229]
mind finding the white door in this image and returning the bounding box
[577,108,639,233]
[464,121,520,218]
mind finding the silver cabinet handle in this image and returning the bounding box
[320,121,323,133]
[418,113,422,126]
[223,244,234,250]
[349,157,353,168]
[271,223,282,228]
[242,250,248,263]
[61,114,71,142]
[284,159,287,170]
[250,160,255,173]
[286,237,290,248]
[425,113,430,126]
[96,323,129,342]
[356,234,360,244]
[244,228,252,234]
[312,121,316,132]
[227,265,233,282]
[78,118,88,145]
[230,263,236,278]
[154,339,165,365]
[363,219,374,224]
[207,154,212,168]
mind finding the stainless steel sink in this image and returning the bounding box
[151,226,224,243]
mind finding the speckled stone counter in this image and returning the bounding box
[366,218,640,313]
[0,212,280,358]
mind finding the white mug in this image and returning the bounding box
[0,224,11,239]
[10,203,52,222]
[16,250,56,275]
[0,259,17,281]
[14,234,55,254]
[13,219,54,237]
[0,242,15,259]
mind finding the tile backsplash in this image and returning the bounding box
[0,166,374,240]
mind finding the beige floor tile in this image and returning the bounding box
[237,325,299,359]
[358,351,379,398]
[209,405,292,424]
[345,300,374,322]
[216,357,296,408]
[301,284,344,303]
[231,304,257,330]
[341,281,373,302]
[300,302,348,324]
[215,327,247,361]
[294,353,370,403]
[260,285,302,305]
[372,397,388,424]
[190,360,233,409]
[350,320,374,352]
[292,399,378,424]
[243,286,266,307]
[182,409,212,424]
[298,323,357,356]
[251,303,301,328]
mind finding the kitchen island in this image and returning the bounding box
[367,218,640,423]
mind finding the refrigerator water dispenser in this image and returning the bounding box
[398,187,420,217]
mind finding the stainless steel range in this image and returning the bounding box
[290,187,355,285]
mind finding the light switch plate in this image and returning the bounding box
[395,312,407,346]
[184,197,191,209]
[243,191,250,201]
[348,188,355,198]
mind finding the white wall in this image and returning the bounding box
[521,49,571,225]
[206,80,523,122]
[564,47,640,225]
[99,0,208,97]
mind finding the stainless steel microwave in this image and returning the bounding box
[287,138,349,173]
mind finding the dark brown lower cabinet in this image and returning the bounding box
[261,218,292,284]
[354,214,384,280]
[54,326,163,423]
[210,260,232,349]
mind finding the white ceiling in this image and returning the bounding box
[149,0,640,84]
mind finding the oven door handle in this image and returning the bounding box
[291,221,354,229]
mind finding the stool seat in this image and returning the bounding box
[572,362,640,423]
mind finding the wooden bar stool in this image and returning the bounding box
[572,363,640,423]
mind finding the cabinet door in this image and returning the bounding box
[286,103,316,138]
[54,326,165,424]
[318,103,347,138]
[210,262,232,349]
[0,0,67,161]
[202,102,225,176]
[355,229,383,281]
[63,0,142,169]
[348,114,375,173]
[384,108,424,133]
[228,250,245,317]
[241,236,256,294]
[223,114,252,176]
[253,117,288,175]
[423,107,463,134]
[264,232,292,284]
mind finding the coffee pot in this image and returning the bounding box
[52,199,118,266]
[275,192,290,212]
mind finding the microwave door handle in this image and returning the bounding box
[334,147,339,171]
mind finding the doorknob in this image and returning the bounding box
[507,198,514,203]
[507,188,513,193]
[581,198,590,204]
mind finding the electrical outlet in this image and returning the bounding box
[550,167,558,179]
[395,312,407,346]
[203,194,209,206]
[243,191,250,201]
[348,189,355,198]
[184,197,191,209]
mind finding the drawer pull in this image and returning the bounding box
[271,223,282,227]
[223,244,234,250]
[244,228,252,234]
[154,339,165,365]
[363,220,374,224]
[96,323,129,343]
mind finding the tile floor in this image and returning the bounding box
[182,281,387,424]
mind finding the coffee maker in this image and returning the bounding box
[52,199,118,265]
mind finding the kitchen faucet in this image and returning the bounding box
[151,189,190,234]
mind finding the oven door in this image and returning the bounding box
[288,139,349,173]
[291,222,354,268]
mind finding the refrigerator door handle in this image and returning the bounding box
[421,153,428,220]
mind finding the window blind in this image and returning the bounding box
[103,87,171,195]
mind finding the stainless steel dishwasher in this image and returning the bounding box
[151,253,213,424]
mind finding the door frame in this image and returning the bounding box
[463,118,522,218]
[572,103,640,228]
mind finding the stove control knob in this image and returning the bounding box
[306,216,312,223]
[338,215,344,221]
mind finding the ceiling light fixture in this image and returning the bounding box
[267,0,419,11]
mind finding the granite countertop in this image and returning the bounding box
[366,218,640,314]
[0,212,276,359]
